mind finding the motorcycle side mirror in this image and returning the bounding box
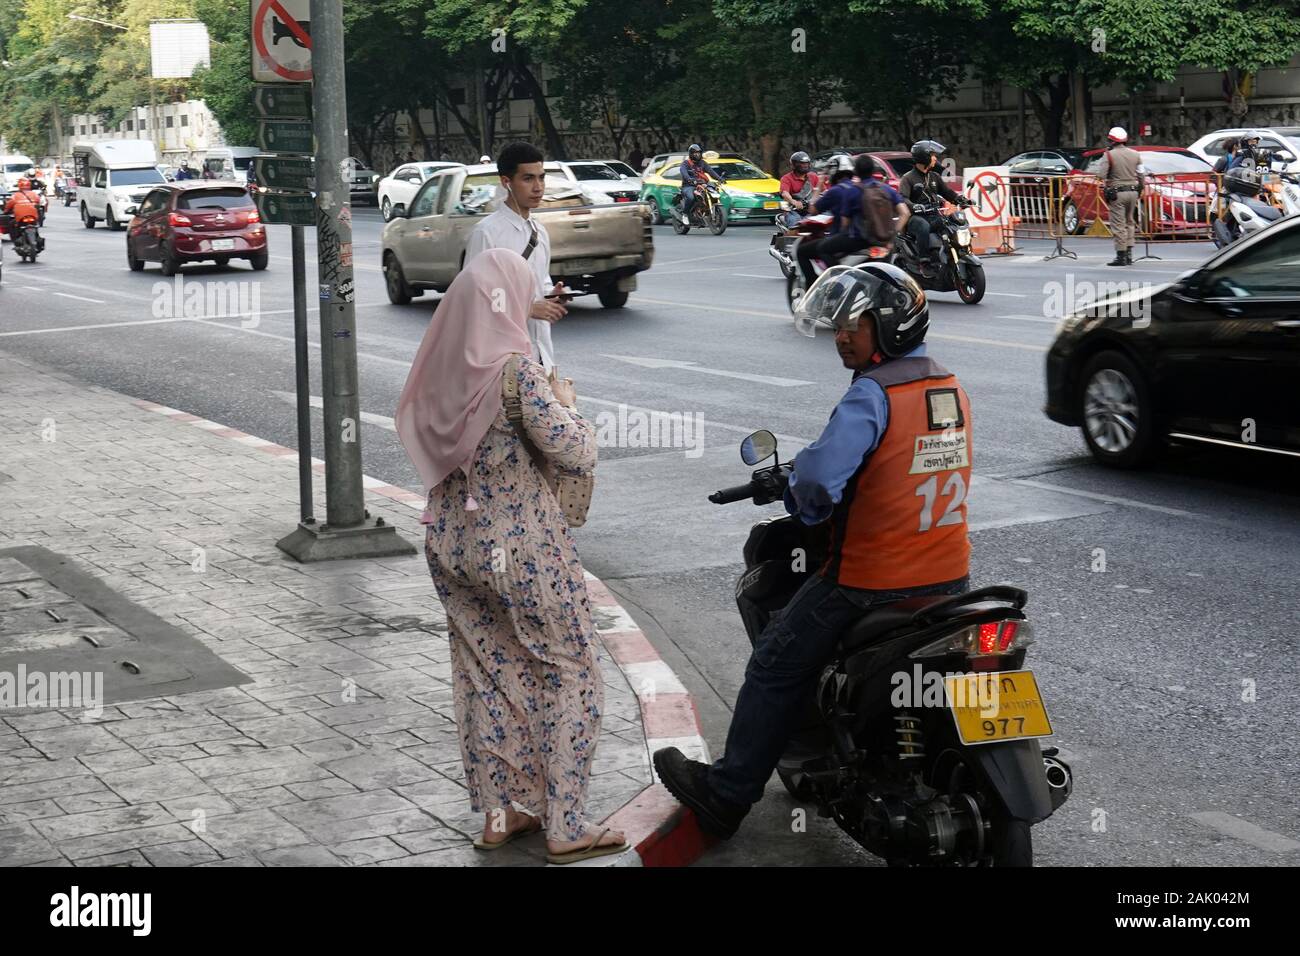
[740,430,778,466]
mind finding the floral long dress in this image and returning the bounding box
[422,356,602,842]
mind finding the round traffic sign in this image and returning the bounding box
[253,0,312,83]
[964,170,1008,224]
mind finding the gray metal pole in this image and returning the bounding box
[310,0,363,531]
[291,224,314,525]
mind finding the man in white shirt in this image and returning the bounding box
[464,142,567,371]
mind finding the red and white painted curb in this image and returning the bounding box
[132,399,718,867]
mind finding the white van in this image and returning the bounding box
[203,147,260,182]
[73,140,167,230]
[1,153,36,191]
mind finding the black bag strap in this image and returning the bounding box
[522,219,538,261]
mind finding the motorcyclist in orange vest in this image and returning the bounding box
[3,178,43,226]
[654,263,975,838]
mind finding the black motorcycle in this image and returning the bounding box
[1,213,43,263]
[710,429,1071,866]
[894,202,986,304]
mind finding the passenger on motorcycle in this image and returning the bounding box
[678,144,720,222]
[796,155,908,287]
[779,150,821,229]
[653,263,974,839]
[900,140,971,271]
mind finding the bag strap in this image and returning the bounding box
[522,219,539,260]
[501,354,548,472]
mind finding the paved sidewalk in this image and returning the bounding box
[0,349,660,867]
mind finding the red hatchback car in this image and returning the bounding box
[126,183,268,274]
[1061,146,1214,235]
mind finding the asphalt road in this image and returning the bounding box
[3,202,1298,867]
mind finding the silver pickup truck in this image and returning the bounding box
[380,162,653,309]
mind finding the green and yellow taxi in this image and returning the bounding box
[638,152,783,225]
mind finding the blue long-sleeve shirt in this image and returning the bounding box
[783,344,927,525]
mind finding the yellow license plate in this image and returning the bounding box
[763,201,779,209]
[944,670,1053,746]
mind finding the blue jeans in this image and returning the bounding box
[708,571,969,806]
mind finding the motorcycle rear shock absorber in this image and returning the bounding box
[894,710,925,761]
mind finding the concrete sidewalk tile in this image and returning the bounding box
[330,836,409,865]
[102,711,222,740]
[32,803,175,842]
[225,786,302,811]
[74,849,151,867]
[3,712,73,732]
[141,839,224,867]
[256,845,341,866]
[196,808,313,857]
[284,778,359,800]
[392,776,469,810]
[196,738,268,757]
[269,694,340,714]
[56,823,197,861]
[374,843,535,867]
[275,790,416,829]
[139,744,215,762]
[127,724,248,752]
[101,763,215,804]
[2,758,97,788]
[292,808,441,845]
[55,791,129,815]
[162,794,239,820]
[77,749,154,774]
[224,712,340,748]
[312,698,431,728]
[209,763,332,794]
[0,774,102,807]
[321,752,439,790]
[0,799,65,825]
[389,827,464,855]
[0,822,63,866]
[292,736,368,762]
[184,745,317,780]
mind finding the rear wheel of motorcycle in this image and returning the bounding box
[986,815,1033,867]
[955,262,986,304]
[708,204,727,235]
[671,214,689,235]
[786,271,805,315]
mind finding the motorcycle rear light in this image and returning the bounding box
[169,213,192,226]
[908,620,1033,659]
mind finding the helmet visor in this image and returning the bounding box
[793,265,886,338]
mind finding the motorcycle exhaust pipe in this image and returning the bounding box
[1042,748,1072,811]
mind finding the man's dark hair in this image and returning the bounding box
[497,141,545,177]
[853,154,875,179]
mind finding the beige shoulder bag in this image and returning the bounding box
[501,354,594,527]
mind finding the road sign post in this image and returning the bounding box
[275,0,413,563]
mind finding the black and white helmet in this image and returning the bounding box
[794,263,928,355]
[910,140,946,166]
[687,143,703,161]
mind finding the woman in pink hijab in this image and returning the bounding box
[395,248,626,863]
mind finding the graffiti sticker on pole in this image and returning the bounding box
[251,0,312,83]
[961,166,1011,227]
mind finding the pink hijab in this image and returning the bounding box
[395,247,535,493]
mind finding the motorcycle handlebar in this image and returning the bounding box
[709,482,757,505]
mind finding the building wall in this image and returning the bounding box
[58,99,224,164]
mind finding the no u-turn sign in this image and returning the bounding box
[251,0,312,83]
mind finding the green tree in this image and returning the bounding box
[191,0,254,145]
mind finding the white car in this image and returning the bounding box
[378,161,463,221]
[555,160,642,204]
[1187,127,1300,173]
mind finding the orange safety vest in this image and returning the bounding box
[4,190,40,225]
[822,355,973,590]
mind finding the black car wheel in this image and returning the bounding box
[126,240,144,272]
[597,287,628,309]
[384,253,412,305]
[159,243,181,277]
[105,206,118,231]
[1079,350,1155,468]
[81,203,96,228]
[249,250,269,271]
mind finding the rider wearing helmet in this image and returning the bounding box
[2,177,43,226]
[175,160,195,181]
[678,144,719,223]
[779,150,821,229]
[899,140,971,273]
[797,154,908,288]
[653,262,974,840]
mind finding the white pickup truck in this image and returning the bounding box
[380,162,653,309]
[73,140,168,231]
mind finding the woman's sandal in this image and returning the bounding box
[473,813,544,850]
[544,826,630,865]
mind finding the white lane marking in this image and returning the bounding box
[732,273,781,279]
[654,248,766,266]
[0,301,393,338]
[633,295,1048,352]
[269,390,396,431]
[1190,812,1300,853]
[1010,478,1203,517]
[985,291,1029,297]
[601,353,813,387]
[0,316,197,337]
[988,313,1063,325]
[52,291,106,304]
[270,253,382,274]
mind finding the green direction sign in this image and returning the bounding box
[257,119,313,154]
[254,155,314,191]
[253,84,312,120]
[255,190,316,226]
